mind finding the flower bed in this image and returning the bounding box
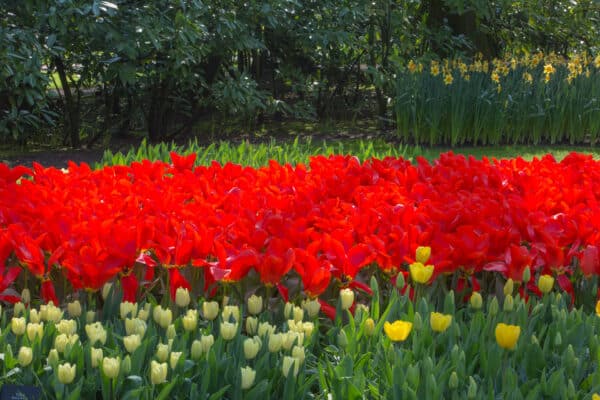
[2,152,600,398]
[1,152,600,307]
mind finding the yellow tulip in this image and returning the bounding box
[383,320,413,342]
[247,294,263,315]
[470,292,483,309]
[175,287,191,308]
[202,301,219,321]
[18,346,33,367]
[409,262,434,284]
[102,356,120,379]
[67,300,82,318]
[57,363,76,384]
[429,312,452,333]
[540,274,556,293]
[596,300,600,317]
[340,288,355,311]
[592,394,600,400]
[240,366,256,390]
[301,298,321,318]
[364,318,375,336]
[150,360,168,384]
[415,246,431,263]
[495,323,521,350]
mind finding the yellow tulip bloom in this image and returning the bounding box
[495,323,521,350]
[429,312,452,333]
[383,320,413,342]
[409,262,434,284]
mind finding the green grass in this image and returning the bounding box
[98,137,600,168]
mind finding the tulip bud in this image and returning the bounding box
[415,246,431,263]
[292,345,305,364]
[91,348,103,369]
[86,311,96,323]
[302,322,315,338]
[282,356,300,378]
[55,333,79,354]
[182,310,198,332]
[467,376,477,399]
[46,303,64,322]
[18,346,33,367]
[21,289,31,304]
[125,318,147,337]
[220,321,237,341]
[522,266,531,283]
[156,343,169,363]
[288,307,302,324]
[65,300,81,318]
[554,332,562,347]
[56,319,77,336]
[158,307,172,329]
[166,324,176,340]
[169,351,182,370]
[11,317,26,336]
[246,316,258,335]
[124,334,141,353]
[282,331,301,350]
[26,322,44,342]
[258,322,275,338]
[200,334,214,354]
[150,360,168,384]
[413,312,423,330]
[240,366,256,390]
[538,274,554,294]
[503,279,514,296]
[364,318,375,336]
[470,292,483,309]
[268,333,283,352]
[103,357,120,379]
[138,307,149,322]
[448,371,459,390]
[120,302,138,320]
[340,288,354,311]
[284,302,294,319]
[175,287,190,308]
[57,363,76,384]
[222,305,240,323]
[337,330,348,348]
[488,297,499,316]
[202,301,219,321]
[191,340,203,360]
[13,302,25,316]
[29,309,40,323]
[302,299,321,318]
[503,294,514,312]
[47,349,59,367]
[243,336,261,360]
[396,273,405,289]
[102,283,113,300]
[247,295,263,315]
[85,322,107,346]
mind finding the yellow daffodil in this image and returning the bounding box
[495,323,521,350]
[383,320,413,342]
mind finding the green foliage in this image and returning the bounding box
[1,0,599,145]
[97,137,415,168]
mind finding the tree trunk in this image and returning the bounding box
[54,57,80,148]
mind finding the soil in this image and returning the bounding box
[0,137,145,169]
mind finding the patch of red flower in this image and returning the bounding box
[0,151,599,304]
